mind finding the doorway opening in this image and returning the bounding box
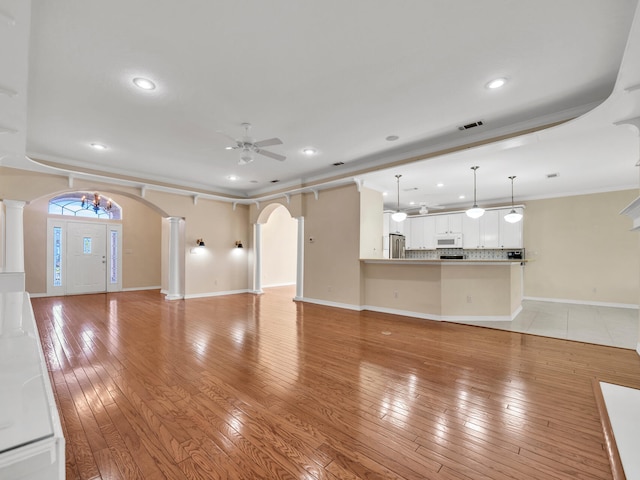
[47,218,123,296]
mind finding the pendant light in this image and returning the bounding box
[465,166,485,218]
[391,174,407,222]
[504,175,523,223]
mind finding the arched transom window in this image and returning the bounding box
[48,192,122,220]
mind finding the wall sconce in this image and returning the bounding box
[235,241,243,248]
[196,238,205,247]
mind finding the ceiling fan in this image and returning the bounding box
[417,202,445,215]
[219,123,286,165]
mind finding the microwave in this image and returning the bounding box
[436,233,463,248]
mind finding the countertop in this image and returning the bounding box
[0,291,55,454]
[361,258,526,265]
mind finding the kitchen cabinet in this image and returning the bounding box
[406,216,437,249]
[435,213,462,234]
[407,217,421,249]
[462,209,500,248]
[499,207,524,248]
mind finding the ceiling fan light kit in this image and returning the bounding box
[221,123,286,165]
[466,165,485,219]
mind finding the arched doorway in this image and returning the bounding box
[255,203,304,300]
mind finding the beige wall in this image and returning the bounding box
[523,189,639,305]
[303,184,362,305]
[359,187,384,259]
[23,192,162,293]
[142,191,250,297]
[362,262,442,315]
[0,166,249,298]
[262,205,297,287]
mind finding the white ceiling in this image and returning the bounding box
[1,1,640,211]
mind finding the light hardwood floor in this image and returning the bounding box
[31,287,640,479]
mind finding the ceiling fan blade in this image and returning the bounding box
[254,137,283,148]
[214,130,239,143]
[256,149,286,161]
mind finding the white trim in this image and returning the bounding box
[362,305,435,320]
[28,292,49,298]
[263,282,296,288]
[523,296,639,309]
[160,288,168,295]
[122,286,161,292]
[361,304,522,322]
[165,294,184,301]
[636,342,640,357]
[184,289,250,299]
[301,297,363,311]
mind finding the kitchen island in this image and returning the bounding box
[360,258,524,322]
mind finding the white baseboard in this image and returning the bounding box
[184,289,250,299]
[361,304,521,322]
[362,305,435,320]
[637,342,640,357]
[524,296,639,309]
[263,282,296,288]
[301,297,363,311]
[28,292,49,298]
[122,286,161,292]
[160,289,168,295]
[164,294,184,301]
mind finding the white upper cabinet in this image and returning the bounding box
[499,207,524,248]
[406,216,436,249]
[424,216,436,249]
[435,213,462,234]
[462,210,500,248]
[407,216,423,249]
[462,208,522,249]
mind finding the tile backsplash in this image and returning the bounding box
[405,248,523,260]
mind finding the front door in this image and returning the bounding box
[66,223,107,294]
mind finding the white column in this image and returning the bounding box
[166,217,183,300]
[253,223,263,294]
[3,200,26,273]
[294,216,304,301]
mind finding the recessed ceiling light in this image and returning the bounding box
[459,195,466,199]
[302,147,317,156]
[90,143,107,150]
[486,77,507,89]
[409,201,415,205]
[386,135,399,141]
[227,175,238,181]
[382,192,388,196]
[437,182,444,187]
[225,146,233,150]
[133,77,156,90]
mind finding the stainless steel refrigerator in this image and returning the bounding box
[389,233,405,259]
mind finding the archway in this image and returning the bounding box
[255,203,304,300]
[26,188,170,297]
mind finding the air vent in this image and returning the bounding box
[332,161,345,166]
[458,120,484,131]
[403,187,419,191]
[270,179,280,183]
[546,172,559,179]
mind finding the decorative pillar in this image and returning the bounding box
[166,217,183,300]
[253,223,263,294]
[295,216,304,301]
[3,200,26,272]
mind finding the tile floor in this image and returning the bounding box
[459,299,639,350]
